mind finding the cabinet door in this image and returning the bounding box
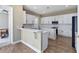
[62,25,72,37]
[54,16,59,21]
[21,30,41,52]
[56,15,64,24]
[46,17,52,24]
[41,16,54,24]
[49,16,54,24]
[58,25,72,37]
[41,17,48,24]
[23,11,27,24]
[58,25,63,35]
[62,13,77,24]
[26,14,37,24]
[63,15,72,24]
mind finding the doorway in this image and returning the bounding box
[0,6,13,46]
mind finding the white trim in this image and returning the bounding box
[8,7,13,44]
[21,40,42,53]
[0,6,13,45]
[12,40,21,44]
[0,42,10,47]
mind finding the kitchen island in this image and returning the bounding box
[19,28,48,53]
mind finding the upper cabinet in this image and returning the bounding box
[41,16,54,24]
[58,13,77,24]
[63,15,72,24]
[23,11,27,24]
[55,15,72,24]
[26,14,35,24]
[26,14,39,24]
[55,16,64,24]
[41,13,77,25]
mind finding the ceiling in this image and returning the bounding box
[23,5,77,16]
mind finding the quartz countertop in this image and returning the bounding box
[18,28,42,32]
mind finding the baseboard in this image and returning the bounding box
[12,40,21,44]
[58,35,72,38]
[0,41,10,47]
[21,40,41,53]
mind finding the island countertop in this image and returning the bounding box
[18,28,42,32]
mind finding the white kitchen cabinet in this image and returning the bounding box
[62,14,74,24]
[58,25,72,37]
[23,11,27,24]
[50,16,55,21]
[21,28,49,52]
[49,16,55,24]
[55,15,64,24]
[57,13,77,37]
[41,28,56,40]
[21,28,42,52]
[63,15,72,24]
[26,14,39,24]
[63,25,72,37]
[58,25,63,35]
[56,13,77,24]
[41,16,55,24]
[41,17,48,24]
[41,13,77,37]
[49,29,56,40]
[41,13,77,25]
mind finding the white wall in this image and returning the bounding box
[0,13,8,28]
[76,5,79,53]
[78,6,79,36]
[12,6,24,42]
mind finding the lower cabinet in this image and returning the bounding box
[41,28,56,40]
[58,25,72,37]
[49,29,56,40]
[21,29,42,52]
